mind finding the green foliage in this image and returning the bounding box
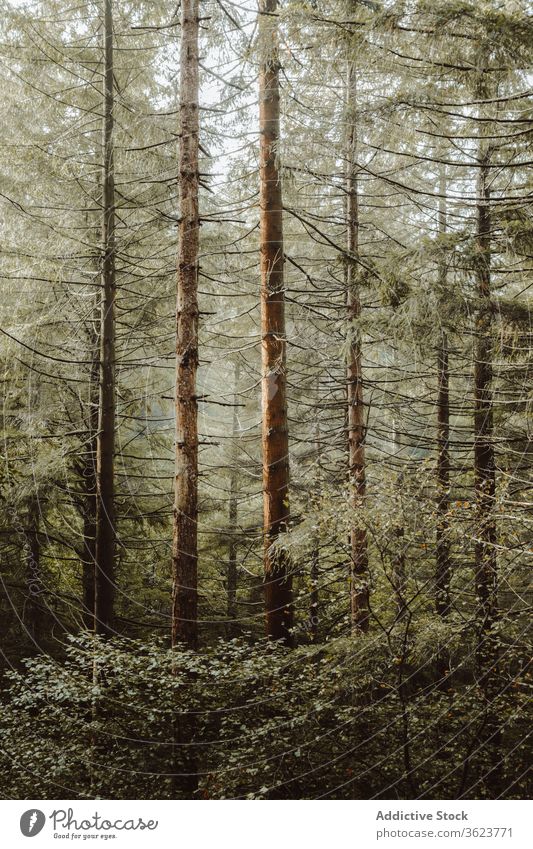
[0,630,529,799]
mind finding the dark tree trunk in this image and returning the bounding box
[436,335,451,616]
[474,146,498,664]
[172,0,200,653]
[309,395,321,643]
[472,87,501,796]
[393,526,407,621]
[82,439,97,629]
[309,535,319,644]
[345,62,369,633]
[392,420,407,621]
[226,360,240,636]
[435,168,451,618]
[25,497,43,645]
[95,0,116,637]
[81,306,99,630]
[258,0,293,645]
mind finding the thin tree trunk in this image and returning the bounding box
[171,0,200,652]
[25,497,43,645]
[95,0,116,637]
[309,542,319,643]
[226,360,240,636]
[82,423,97,629]
[391,418,407,620]
[392,526,407,620]
[435,167,451,618]
[309,376,322,643]
[473,91,501,797]
[309,422,320,643]
[345,62,369,632]
[258,0,293,645]
[474,139,497,664]
[81,302,99,630]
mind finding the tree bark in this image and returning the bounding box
[172,0,200,652]
[309,399,321,643]
[435,167,451,618]
[95,0,116,637]
[80,300,99,630]
[169,0,201,797]
[474,141,497,662]
[81,401,98,629]
[258,0,293,645]
[309,543,319,643]
[473,80,502,797]
[391,418,407,620]
[345,62,369,633]
[25,497,43,645]
[226,360,240,636]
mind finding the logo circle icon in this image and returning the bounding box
[20,810,46,837]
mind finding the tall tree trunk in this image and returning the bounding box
[345,62,369,632]
[474,140,497,664]
[170,0,201,798]
[258,0,293,645]
[309,413,320,643]
[82,403,98,629]
[171,0,200,652]
[81,301,99,630]
[226,360,240,636]
[94,0,116,637]
[435,167,451,618]
[473,79,501,798]
[391,418,407,620]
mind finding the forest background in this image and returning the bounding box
[0,0,531,800]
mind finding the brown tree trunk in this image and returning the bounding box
[172,0,200,652]
[170,0,201,798]
[435,168,451,618]
[258,0,293,645]
[345,62,369,633]
[95,0,116,637]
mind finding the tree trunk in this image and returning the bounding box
[391,419,407,620]
[226,360,240,636]
[474,143,497,662]
[392,525,407,620]
[95,0,116,637]
[25,497,43,646]
[345,62,369,633]
[82,416,98,629]
[81,302,99,630]
[309,543,319,643]
[172,0,200,652]
[258,0,293,645]
[170,0,201,797]
[435,167,451,618]
[309,384,321,643]
[473,84,501,797]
